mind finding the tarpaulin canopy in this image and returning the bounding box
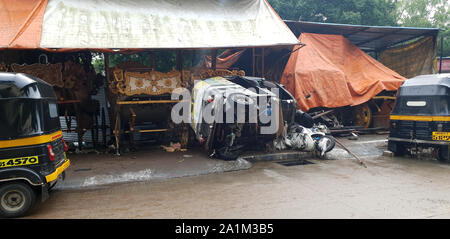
[285,21,439,52]
[0,0,299,51]
[280,33,406,111]
[0,0,48,49]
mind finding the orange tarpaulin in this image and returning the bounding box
[0,0,47,49]
[281,33,406,111]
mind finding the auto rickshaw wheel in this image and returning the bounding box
[388,141,406,156]
[436,145,449,162]
[353,103,372,128]
[0,182,36,218]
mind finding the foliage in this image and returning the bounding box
[396,0,449,56]
[268,0,449,56]
[91,51,207,75]
[268,0,398,26]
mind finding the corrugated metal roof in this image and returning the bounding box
[285,21,439,52]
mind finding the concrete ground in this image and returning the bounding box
[25,133,450,219]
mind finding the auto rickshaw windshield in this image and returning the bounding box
[392,95,450,116]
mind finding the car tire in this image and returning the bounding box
[0,182,36,218]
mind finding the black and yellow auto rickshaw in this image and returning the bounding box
[388,74,450,162]
[0,72,70,217]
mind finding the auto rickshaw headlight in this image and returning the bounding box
[437,123,443,132]
[392,122,396,128]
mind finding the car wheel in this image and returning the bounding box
[0,182,36,218]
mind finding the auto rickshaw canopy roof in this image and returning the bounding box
[398,74,450,97]
[0,0,299,52]
[0,72,55,99]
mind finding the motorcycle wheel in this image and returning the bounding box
[315,135,335,153]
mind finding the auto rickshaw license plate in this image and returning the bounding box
[0,156,39,168]
[432,132,450,141]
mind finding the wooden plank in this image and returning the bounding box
[117,100,182,105]
[124,129,168,133]
[372,96,396,100]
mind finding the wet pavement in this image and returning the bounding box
[56,146,252,189]
[24,134,450,219]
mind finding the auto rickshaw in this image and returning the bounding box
[0,72,70,217]
[388,74,450,162]
[190,75,298,160]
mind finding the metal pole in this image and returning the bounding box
[261,47,265,78]
[439,34,444,74]
[333,137,367,168]
[252,48,255,76]
[103,52,111,146]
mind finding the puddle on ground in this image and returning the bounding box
[278,160,314,167]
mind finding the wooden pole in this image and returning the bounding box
[211,49,218,70]
[151,51,156,70]
[176,50,182,71]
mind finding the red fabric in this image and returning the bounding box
[281,33,406,111]
[203,49,245,69]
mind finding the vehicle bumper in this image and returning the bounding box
[45,159,70,183]
[388,137,450,146]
